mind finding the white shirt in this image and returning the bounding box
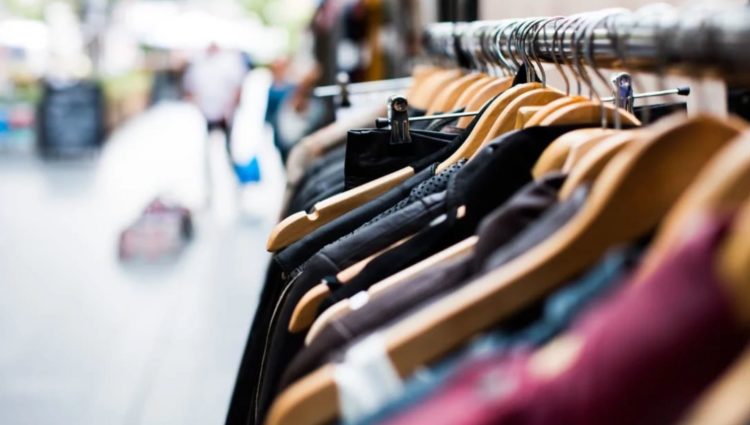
[183,50,247,122]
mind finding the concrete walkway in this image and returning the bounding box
[0,96,283,424]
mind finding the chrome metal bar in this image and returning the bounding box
[424,6,750,82]
[313,77,413,98]
[600,86,691,102]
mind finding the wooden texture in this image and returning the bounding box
[426,73,484,115]
[436,82,543,173]
[456,77,513,128]
[266,167,414,251]
[482,88,565,141]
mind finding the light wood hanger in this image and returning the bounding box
[719,196,750,325]
[514,105,543,129]
[436,82,544,173]
[540,101,641,127]
[532,128,614,178]
[267,70,493,252]
[560,130,619,172]
[426,73,484,114]
[404,65,440,101]
[265,115,741,425]
[523,96,588,128]
[481,87,567,141]
[558,131,641,199]
[288,235,412,333]
[266,167,414,251]
[455,77,513,128]
[305,235,478,345]
[448,75,494,111]
[633,124,750,283]
[409,69,463,110]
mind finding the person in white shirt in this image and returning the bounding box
[183,42,248,156]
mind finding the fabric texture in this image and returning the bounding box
[382,216,748,425]
[280,180,588,390]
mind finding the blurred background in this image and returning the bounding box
[0,1,425,424]
[0,0,743,424]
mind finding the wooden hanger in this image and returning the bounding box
[532,128,614,178]
[436,82,544,173]
[288,235,412,333]
[557,131,641,200]
[291,204,469,334]
[305,235,478,345]
[523,96,588,128]
[719,196,750,325]
[633,124,750,283]
[560,130,619,172]
[426,73,485,114]
[409,69,463,110]
[514,106,543,129]
[455,77,513,128]
[540,101,640,127]
[264,115,741,425]
[448,75,494,111]
[404,65,440,101]
[266,167,414,251]
[267,70,490,252]
[480,87,567,141]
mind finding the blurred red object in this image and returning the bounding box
[118,198,193,262]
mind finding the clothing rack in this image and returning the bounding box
[423,5,750,83]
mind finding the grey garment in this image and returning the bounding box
[278,173,570,390]
[480,184,590,273]
[353,244,643,425]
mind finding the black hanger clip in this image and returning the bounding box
[381,95,411,144]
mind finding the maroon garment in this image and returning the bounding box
[383,216,748,425]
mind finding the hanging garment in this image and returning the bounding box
[378,216,748,425]
[280,181,588,389]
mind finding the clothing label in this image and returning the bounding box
[333,333,404,423]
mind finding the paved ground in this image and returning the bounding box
[0,96,284,424]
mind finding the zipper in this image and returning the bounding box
[251,270,300,424]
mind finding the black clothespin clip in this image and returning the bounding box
[383,95,411,144]
[336,72,351,108]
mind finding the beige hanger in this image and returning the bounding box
[540,101,641,127]
[532,128,614,178]
[305,235,478,345]
[514,106,543,129]
[266,167,414,251]
[557,131,641,200]
[456,77,514,128]
[436,82,544,173]
[719,196,750,325]
[265,115,741,425]
[288,235,412,333]
[481,88,566,142]
[426,73,485,115]
[448,75,494,111]
[633,123,750,283]
[524,96,588,128]
[409,69,463,110]
[560,130,619,173]
[404,65,440,101]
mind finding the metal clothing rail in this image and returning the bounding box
[423,5,750,83]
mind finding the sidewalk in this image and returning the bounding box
[0,95,283,424]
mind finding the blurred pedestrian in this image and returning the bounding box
[183,42,248,158]
[183,42,248,207]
